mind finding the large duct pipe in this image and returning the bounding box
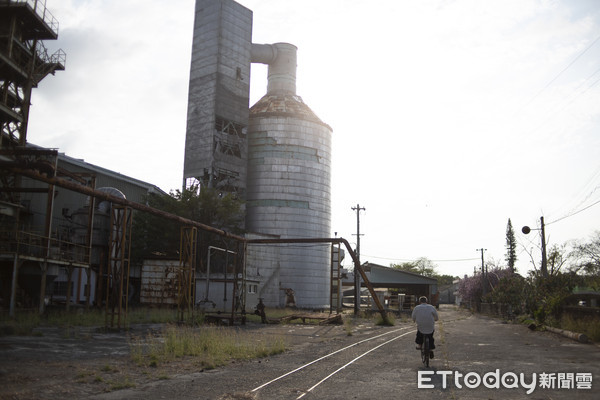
[250,43,277,64]
[251,42,297,95]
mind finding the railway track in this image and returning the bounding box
[250,326,417,399]
[249,315,468,399]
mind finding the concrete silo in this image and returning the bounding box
[246,43,333,308]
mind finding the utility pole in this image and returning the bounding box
[476,248,487,295]
[351,204,365,314]
[522,217,548,278]
[540,216,548,278]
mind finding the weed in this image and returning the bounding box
[560,314,600,342]
[375,313,395,326]
[343,318,354,336]
[130,325,287,368]
[109,376,136,391]
[100,365,114,373]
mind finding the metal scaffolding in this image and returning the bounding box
[1,0,68,316]
[177,226,197,322]
[105,205,132,329]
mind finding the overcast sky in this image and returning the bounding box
[30,0,600,277]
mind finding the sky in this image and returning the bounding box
[29,0,600,278]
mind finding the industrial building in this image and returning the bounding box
[343,263,439,310]
[1,0,389,321]
[0,1,164,321]
[184,0,333,309]
[1,147,165,310]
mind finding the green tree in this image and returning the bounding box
[483,272,528,313]
[505,218,517,272]
[436,274,456,286]
[527,271,583,323]
[547,243,570,276]
[131,186,244,267]
[391,257,437,277]
[570,231,600,275]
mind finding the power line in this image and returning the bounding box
[526,63,600,137]
[362,254,480,263]
[547,197,600,226]
[525,32,600,107]
[545,161,600,226]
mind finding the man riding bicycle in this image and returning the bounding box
[411,296,438,357]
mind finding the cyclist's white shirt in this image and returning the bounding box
[411,303,438,334]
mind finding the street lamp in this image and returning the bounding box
[522,216,548,277]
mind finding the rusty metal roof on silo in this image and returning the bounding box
[249,93,332,131]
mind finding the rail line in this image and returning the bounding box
[250,314,467,398]
[251,326,415,398]
[296,329,416,399]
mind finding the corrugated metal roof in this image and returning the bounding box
[364,263,438,285]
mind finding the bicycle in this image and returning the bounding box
[421,334,433,368]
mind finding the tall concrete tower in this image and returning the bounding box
[183,0,252,198]
[185,0,333,308]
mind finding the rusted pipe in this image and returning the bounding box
[11,166,388,320]
[8,166,246,242]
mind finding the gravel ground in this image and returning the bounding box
[0,313,386,399]
[2,306,598,399]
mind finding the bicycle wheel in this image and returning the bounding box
[422,336,430,367]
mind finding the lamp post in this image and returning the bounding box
[522,216,548,277]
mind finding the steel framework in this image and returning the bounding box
[105,205,133,329]
[1,0,65,147]
[8,166,389,323]
[177,226,197,322]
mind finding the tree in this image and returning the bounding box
[391,258,458,286]
[570,231,600,275]
[436,274,456,286]
[458,273,483,305]
[131,186,244,267]
[505,218,517,272]
[483,272,528,313]
[391,257,437,277]
[547,243,570,276]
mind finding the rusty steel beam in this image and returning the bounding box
[10,166,387,319]
[8,166,246,242]
[246,237,387,318]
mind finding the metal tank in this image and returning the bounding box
[246,43,333,308]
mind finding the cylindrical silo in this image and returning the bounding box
[246,43,332,308]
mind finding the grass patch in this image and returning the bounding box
[130,325,286,369]
[100,364,117,373]
[0,312,42,336]
[343,317,354,336]
[0,307,185,336]
[560,314,600,342]
[375,312,395,326]
[109,376,136,391]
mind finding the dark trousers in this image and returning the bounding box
[416,331,435,349]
